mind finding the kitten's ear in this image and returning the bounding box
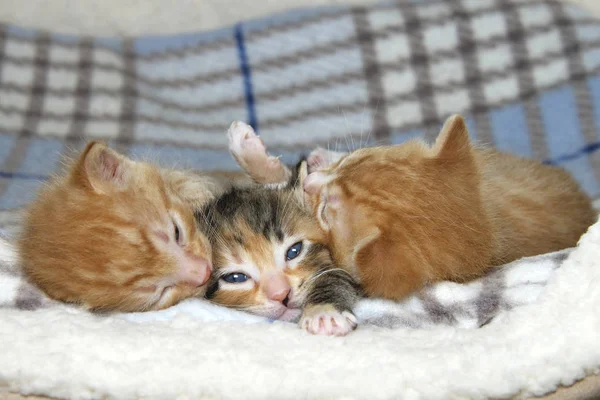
[289,160,310,205]
[434,114,472,160]
[289,159,308,190]
[297,160,308,188]
[72,141,131,194]
[351,227,382,271]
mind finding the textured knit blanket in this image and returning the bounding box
[0,208,571,329]
[1,0,600,211]
[1,210,599,400]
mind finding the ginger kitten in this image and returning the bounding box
[19,142,246,312]
[303,115,597,299]
[233,116,597,301]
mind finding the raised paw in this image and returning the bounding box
[307,148,347,173]
[228,121,264,157]
[299,304,357,336]
[227,121,290,184]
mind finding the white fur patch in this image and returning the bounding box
[0,237,18,266]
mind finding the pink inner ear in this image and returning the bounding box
[98,150,124,183]
[326,195,340,206]
[304,172,327,195]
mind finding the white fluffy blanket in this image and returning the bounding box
[0,207,599,399]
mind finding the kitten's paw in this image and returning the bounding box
[307,148,346,173]
[300,304,357,336]
[228,121,264,156]
[227,121,289,183]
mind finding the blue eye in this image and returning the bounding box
[286,241,303,261]
[222,273,249,283]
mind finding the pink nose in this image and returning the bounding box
[303,172,326,195]
[265,273,291,303]
[177,258,211,288]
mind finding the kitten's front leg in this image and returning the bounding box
[227,121,348,182]
[227,121,292,184]
[300,268,361,336]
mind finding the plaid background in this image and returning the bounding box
[1,0,600,210]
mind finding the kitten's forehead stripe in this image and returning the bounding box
[202,187,301,241]
[275,228,284,242]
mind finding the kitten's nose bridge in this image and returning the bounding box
[264,272,291,303]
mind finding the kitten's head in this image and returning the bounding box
[303,115,488,293]
[200,163,332,321]
[19,142,212,312]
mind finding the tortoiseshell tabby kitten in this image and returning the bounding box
[198,145,361,336]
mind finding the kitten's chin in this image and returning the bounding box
[277,308,302,322]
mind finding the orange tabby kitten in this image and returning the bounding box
[19,141,249,312]
[235,116,597,301]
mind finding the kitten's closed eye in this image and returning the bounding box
[174,222,181,243]
[171,215,186,246]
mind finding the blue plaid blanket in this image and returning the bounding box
[1,0,600,210]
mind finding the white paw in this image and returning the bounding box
[307,148,346,173]
[300,304,357,336]
[227,121,266,159]
[227,121,288,183]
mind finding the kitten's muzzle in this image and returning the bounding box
[265,272,292,305]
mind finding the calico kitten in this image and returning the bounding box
[19,141,249,312]
[198,157,361,336]
[233,116,597,301]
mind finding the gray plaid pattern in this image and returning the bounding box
[0,1,597,145]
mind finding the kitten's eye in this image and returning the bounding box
[286,241,303,261]
[222,273,249,283]
[173,221,181,244]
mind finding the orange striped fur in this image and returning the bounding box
[303,115,597,300]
